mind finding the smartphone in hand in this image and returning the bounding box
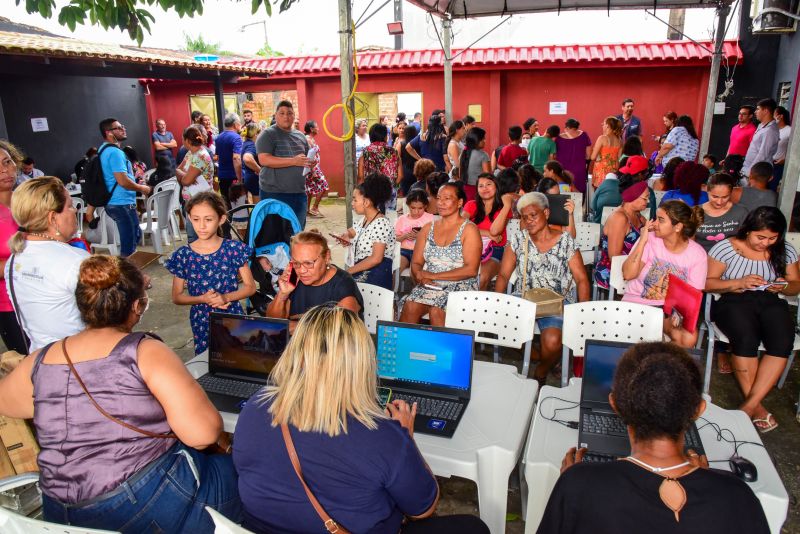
[329,232,351,246]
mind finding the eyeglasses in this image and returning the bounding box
[138,293,150,313]
[290,255,322,271]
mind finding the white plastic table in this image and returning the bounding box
[521,379,789,534]
[185,355,539,534]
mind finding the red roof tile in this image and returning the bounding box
[223,41,741,77]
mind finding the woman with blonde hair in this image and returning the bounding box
[0,141,27,353]
[0,255,241,531]
[589,116,623,188]
[5,176,88,351]
[241,121,262,202]
[233,304,489,534]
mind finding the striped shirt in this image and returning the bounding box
[708,238,797,282]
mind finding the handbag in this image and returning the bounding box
[281,423,351,534]
[7,255,31,353]
[520,233,568,318]
[663,274,703,334]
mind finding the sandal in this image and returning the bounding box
[717,353,733,374]
[752,413,779,434]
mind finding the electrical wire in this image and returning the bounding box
[322,19,359,143]
[538,396,580,429]
[695,416,767,463]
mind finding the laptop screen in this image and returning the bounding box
[376,322,473,393]
[582,340,706,405]
[208,313,289,380]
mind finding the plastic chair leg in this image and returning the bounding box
[493,345,500,364]
[777,351,794,389]
[561,346,570,387]
[521,341,532,378]
[703,326,714,396]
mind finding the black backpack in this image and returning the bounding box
[81,144,119,207]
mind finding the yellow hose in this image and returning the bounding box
[322,20,359,142]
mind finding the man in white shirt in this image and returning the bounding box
[742,98,780,180]
[771,105,791,191]
[15,157,44,187]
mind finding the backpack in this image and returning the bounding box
[81,144,119,207]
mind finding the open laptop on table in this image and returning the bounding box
[197,312,289,414]
[375,321,474,438]
[578,340,706,462]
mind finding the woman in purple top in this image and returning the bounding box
[555,118,592,193]
[0,255,241,532]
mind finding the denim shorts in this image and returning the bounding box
[400,248,414,262]
[490,245,505,262]
[536,315,563,330]
[42,442,242,533]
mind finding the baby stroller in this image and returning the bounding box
[246,199,302,315]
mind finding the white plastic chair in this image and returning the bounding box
[565,191,584,221]
[396,196,406,215]
[607,255,629,300]
[142,168,156,184]
[356,282,395,335]
[601,205,649,225]
[0,473,119,533]
[701,293,798,396]
[153,177,181,242]
[654,189,667,207]
[90,208,120,256]
[205,506,254,534]
[575,222,601,265]
[561,301,663,386]
[445,291,537,377]
[139,190,174,255]
[71,196,85,236]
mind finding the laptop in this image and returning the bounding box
[375,321,474,438]
[578,340,706,462]
[197,312,290,414]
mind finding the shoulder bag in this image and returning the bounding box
[281,423,351,534]
[7,255,31,353]
[520,232,568,318]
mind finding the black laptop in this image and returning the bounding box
[578,340,706,462]
[375,321,474,438]
[197,312,289,414]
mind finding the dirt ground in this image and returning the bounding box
[12,198,800,533]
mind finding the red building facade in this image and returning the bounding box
[143,41,742,194]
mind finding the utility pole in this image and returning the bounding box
[393,0,403,50]
[699,2,730,157]
[339,0,356,228]
[443,16,453,124]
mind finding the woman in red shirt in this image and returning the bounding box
[463,173,512,290]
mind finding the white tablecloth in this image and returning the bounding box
[186,355,538,534]
[522,379,788,534]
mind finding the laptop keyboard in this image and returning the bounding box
[583,452,618,463]
[198,375,263,399]
[582,413,627,437]
[392,393,464,420]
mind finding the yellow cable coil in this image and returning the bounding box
[322,20,359,142]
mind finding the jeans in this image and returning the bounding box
[43,442,242,533]
[353,257,393,290]
[105,204,140,256]
[260,190,307,229]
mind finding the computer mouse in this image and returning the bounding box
[729,456,758,482]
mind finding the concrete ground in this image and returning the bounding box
[14,199,800,532]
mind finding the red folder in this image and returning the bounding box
[664,274,703,334]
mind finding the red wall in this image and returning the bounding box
[144,63,710,194]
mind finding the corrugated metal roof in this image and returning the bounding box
[224,41,741,76]
[0,30,271,75]
[406,0,715,18]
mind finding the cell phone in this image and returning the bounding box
[288,266,299,286]
[412,226,422,232]
[329,232,351,246]
[378,387,392,408]
[670,308,684,329]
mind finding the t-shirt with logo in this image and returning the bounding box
[695,204,748,252]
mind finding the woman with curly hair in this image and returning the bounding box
[660,161,709,207]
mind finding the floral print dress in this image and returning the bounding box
[362,142,399,211]
[304,135,329,196]
[403,219,478,309]
[165,239,252,354]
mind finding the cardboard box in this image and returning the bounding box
[0,416,39,475]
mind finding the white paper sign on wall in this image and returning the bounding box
[713,102,726,115]
[549,102,567,115]
[31,118,49,132]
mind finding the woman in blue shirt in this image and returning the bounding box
[659,161,709,207]
[406,111,449,172]
[233,305,489,534]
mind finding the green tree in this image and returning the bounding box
[16,0,302,46]
[255,44,284,58]
[183,33,235,56]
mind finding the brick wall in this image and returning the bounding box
[242,90,299,123]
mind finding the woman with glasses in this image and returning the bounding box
[0,255,241,532]
[266,230,364,330]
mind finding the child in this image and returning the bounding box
[165,191,256,354]
[543,160,575,193]
[394,189,435,272]
[702,153,718,175]
[731,161,778,213]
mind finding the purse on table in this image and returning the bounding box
[521,232,569,318]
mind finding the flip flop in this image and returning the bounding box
[752,413,778,434]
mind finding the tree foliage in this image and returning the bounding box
[16,0,302,46]
[255,44,284,58]
[183,33,235,56]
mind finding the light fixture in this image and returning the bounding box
[387,21,404,35]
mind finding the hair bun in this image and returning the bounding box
[79,256,121,290]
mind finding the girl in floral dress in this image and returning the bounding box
[304,120,329,217]
[166,192,256,354]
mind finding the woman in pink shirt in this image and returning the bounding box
[0,140,28,353]
[622,200,707,348]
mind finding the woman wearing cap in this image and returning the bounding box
[591,155,650,224]
[538,342,769,534]
[594,179,650,291]
[495,192,590,385]
[622,200,707,348]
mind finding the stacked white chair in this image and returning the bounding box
[356,282,395,335]
[139,190,174,255]
[90,207,120,256]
